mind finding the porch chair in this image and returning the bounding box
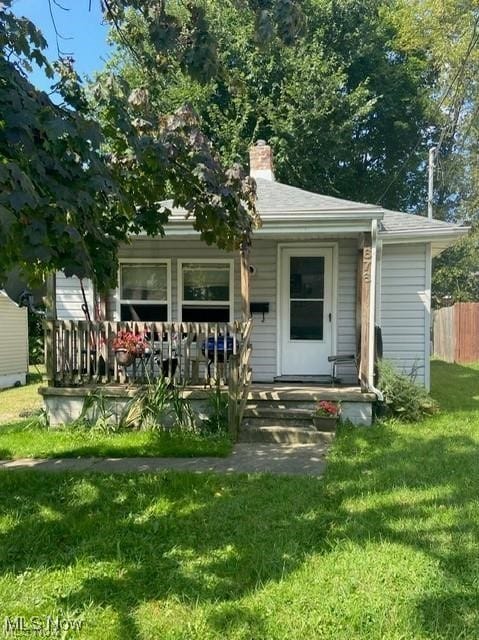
[328,326,383,386]
[327,354,359,385]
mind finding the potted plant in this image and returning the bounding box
[112,330,146,367]
[313,400,340,431]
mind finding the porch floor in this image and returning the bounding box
[40,383,375,402]
[248,384,375,403]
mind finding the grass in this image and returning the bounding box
[0,368,44,424]
[0,369,231,458]
[0,360,478,638]
[0,421,232,459]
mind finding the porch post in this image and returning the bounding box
[240,244,251,322]
[45,273,57,387]
[358,222,377,390]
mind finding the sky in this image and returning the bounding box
[12,0,113,92]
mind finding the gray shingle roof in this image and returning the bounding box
[162,178,466,237]
[380,208,465,235]
[254,178,380,213]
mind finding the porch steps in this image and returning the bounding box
[239,405,335,445]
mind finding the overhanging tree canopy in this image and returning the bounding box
[0,0,259,291]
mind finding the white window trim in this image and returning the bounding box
[116,258,171,322]
[178,258,234,322]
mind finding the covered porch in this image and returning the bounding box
[43,220,379,431]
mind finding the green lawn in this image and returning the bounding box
[0,361,478,638]
[0,421,231,459]
[0,371,231,459]
[0,369,43,424]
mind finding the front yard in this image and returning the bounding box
[0,372,232,458]
[0,360,478,638]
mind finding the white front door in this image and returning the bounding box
[279,247,334,376]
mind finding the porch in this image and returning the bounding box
[41,317,374,432]
[40,380,373,433]
[44,319,253,436]
[44,227,380,432]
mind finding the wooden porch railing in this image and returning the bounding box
[45,320,252,389]
[227,319,253,439]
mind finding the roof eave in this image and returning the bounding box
[380,227,469,244]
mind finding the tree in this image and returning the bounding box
[432,224,479,307]
[0,0,258,291]
[104,0,438,211]
[387,0,479,222]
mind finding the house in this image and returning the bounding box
[0,289,28,389]
[41,142,467,429]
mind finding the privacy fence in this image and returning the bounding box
[433,303,479,363]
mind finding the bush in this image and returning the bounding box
[376,360,439,422]
[200,386,229,435]
[28,308,44,365]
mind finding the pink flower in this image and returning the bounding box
[112,331,146,356]
[314,400,340,417]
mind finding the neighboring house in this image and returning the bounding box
[0,289,28,389]
[54,142,466,388]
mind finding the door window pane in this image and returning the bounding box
[183,263,230,302]
[290,301,324,340]
[121,265,167,301]
[290,257,324,299]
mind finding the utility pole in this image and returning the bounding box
[428,146,437,220]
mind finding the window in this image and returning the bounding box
[289,256,325,340]
[119,261,170,321]
[179,261,233,322]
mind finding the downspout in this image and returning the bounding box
[367,219,384,401]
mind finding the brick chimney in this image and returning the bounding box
[249,140,275,181]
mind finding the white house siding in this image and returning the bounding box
[336,238,358,356]
[249,240,277,381]
[56,273,94,321]
[105,236,358,382]
[0,291,28,388]
[380,243,429,386]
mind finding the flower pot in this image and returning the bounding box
[115,349,135,367]
[313,416,338,431]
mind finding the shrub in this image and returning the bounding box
[200,386,229,435]
[76,390,121,433]
[377,360,439,422]
[28,308,44,365]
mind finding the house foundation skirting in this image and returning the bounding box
[39,386,219,427]
[40,385,375,427]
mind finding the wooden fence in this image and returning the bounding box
[433,303,479,363]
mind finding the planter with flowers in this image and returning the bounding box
[112,331,146,367]
[312,400,340,431]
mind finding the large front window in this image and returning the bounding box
[180,261,233,322]
[119,261,169,321]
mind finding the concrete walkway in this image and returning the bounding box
[0,443,329,476]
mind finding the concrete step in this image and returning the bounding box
[239,425,335,445]
[243,401,316,412]
[243,407,313,422]
[243,417,314,429]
